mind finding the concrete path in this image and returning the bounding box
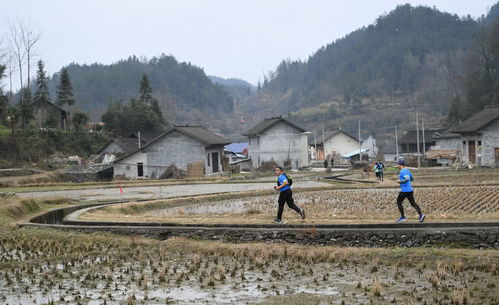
[16,180,327,201]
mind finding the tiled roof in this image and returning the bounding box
[452,107,499,133]
[242,116,307,136]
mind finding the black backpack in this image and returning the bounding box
[277,173,293,186]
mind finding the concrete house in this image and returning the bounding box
[398,128,444,154]
[426,131,461,166]
[309,129,359,161]
[242,116,309,170]
[32,100,68,129]
[452,107,499,167]
[113,125,230,179]
[96,132,162,164]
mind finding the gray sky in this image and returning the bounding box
[1,0,497,88]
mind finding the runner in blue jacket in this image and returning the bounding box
[396,160,425,223]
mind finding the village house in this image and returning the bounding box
[32,100,68,129]
[96,132,162,164]
[242,116,309,170]
[398,128,444,155]
[309,129,360,161]
[452,107,499,167]
[113,125,230,179]
[425,131,461,166]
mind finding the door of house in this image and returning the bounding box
[468,141,476,163]
[137,162,144,177]
[495,148,499,167]
[212,152,219,173]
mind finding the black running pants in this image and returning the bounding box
[277,189,301,220]
[397,191,422,217]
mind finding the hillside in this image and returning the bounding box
[46,55,237,134]
[208,76,256,102]
[240,4,488,147]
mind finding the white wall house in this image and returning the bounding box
[243,116,309,170]
[113,125,229,179]
[309,129,360,160]
[452,107,499,167]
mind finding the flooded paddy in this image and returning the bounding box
[1,228,498,305]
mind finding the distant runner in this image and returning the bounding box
[273,167,305,224]
[396,160,425,223]
[374,160,384,181]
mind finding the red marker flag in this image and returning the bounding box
[118,184,124,194]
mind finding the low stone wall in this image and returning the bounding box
[23,202,499,248]
[21,222,499,249]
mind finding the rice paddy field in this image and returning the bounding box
[1,168,499,304]
[81,185,499,224]
[1,229,498,305]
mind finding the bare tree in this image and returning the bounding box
[6,20,40,96]
[20,21,41,90]
[7,21,26,94]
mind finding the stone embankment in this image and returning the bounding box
[21,202,499,249]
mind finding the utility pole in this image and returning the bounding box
[314,130,317,160]
[138,131,141,148]
[358,120,362,162]
[416,111,421,168]
[422,117,426,158]
[322,127,325,160]
[395,125,399,161]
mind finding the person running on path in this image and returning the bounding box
[374,161,380,180]
[396,160,425,223]
[376,160,384,181]
[273,167,305,224]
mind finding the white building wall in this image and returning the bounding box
[248,121,309,170]
[114,130,217,179]
[113,151,147,179]
[433,138,461,150]
[324,133,360,158]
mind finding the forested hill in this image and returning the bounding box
[240,4,495,147]
[46,55,236,132]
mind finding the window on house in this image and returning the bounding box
[463,141,466,145]
[478,141,482,146]
[207,154,210,167]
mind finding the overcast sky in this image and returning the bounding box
[1,0,497,89]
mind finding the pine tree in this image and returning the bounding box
[138,74,165,124]
[139,74,153,102]
[56,68,75,107]
[34,60,50,105]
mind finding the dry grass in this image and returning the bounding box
[0,195,78,226]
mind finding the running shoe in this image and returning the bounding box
[419,214,426,223]
[300,209,306,220]
[274,218,283,224]
[396,216,408,223]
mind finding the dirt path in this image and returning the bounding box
[16,181,327,201]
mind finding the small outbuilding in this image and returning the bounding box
[32,100,68,129]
